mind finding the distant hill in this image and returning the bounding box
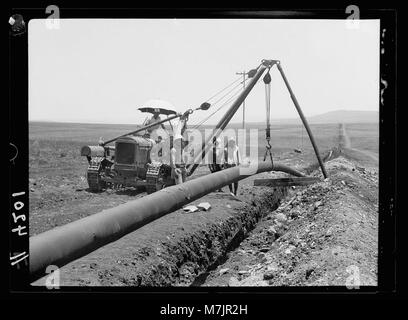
[306,110,379,124]
[30,110,379,128]
[226,110,379,127]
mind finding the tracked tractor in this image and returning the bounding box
[80,104,209,193]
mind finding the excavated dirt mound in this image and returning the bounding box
[201,156,378,287]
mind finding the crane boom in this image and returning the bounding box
[101,113,181,146]
[187,60,278,176]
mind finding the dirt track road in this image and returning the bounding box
[341,123,379,164]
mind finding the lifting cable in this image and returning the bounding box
[210,81,246,109]
[190,66,263,130]
[191,88,242,129]
[263,69,274,166]
[205,76,242,104]
[190,63,262,130]
[191,81,246,129]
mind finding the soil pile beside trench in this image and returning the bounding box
[201,156,378,287]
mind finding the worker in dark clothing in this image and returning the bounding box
[209,137,224,192]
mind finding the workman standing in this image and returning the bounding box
[224,137,240,196]
[145,110,166,137]
[170,137,187,184]
[170,112,190,184]
[209,137,224,192]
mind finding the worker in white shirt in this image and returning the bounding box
[145,110,166,137]
[170,137,187,184]
[224,136,240,196]
[170,112,190,184]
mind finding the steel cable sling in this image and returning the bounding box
[263,69,274,166]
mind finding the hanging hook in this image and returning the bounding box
[263,140,274,167]
[263,69,274,167]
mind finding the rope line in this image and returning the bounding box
[191,93,240,129]
[191,84,245,129]
[210,81,245,108]
[205,76,243,103]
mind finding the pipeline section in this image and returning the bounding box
[30,162,304,282]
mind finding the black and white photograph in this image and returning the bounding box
[7,7,399,302]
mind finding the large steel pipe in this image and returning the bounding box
[30,162,304,282]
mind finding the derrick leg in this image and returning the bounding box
[276,62,328,179]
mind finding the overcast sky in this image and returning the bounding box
[29,19,379,125]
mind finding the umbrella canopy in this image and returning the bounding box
[138,99,177,116]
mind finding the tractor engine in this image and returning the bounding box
[81,135,173,193]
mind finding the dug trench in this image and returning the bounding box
[198,125,379,287]
[33,147,377,287]
[201,155,378,287]
[32,173,289,286]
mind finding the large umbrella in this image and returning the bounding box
[138,99,177,116]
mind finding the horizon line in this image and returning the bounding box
[29,109,379,126]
